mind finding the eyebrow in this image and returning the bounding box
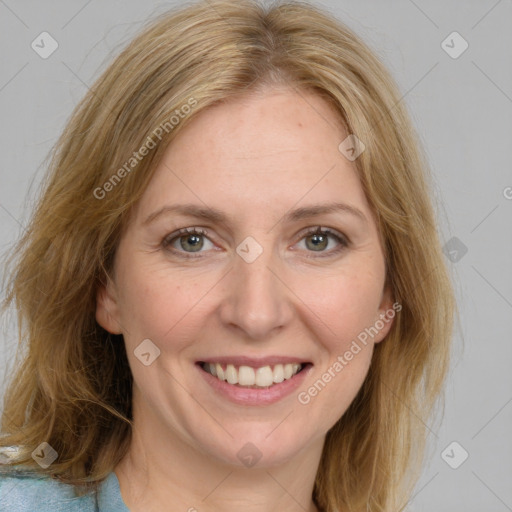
[142,202,368,227]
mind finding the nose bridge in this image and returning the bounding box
[220,238,292,339]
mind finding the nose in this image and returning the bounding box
[218,242,294,341]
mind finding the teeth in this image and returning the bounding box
[237,366,255,385]
[255,366,273,387]
[215,363,225,380]
[203,362,303,387]
[273,364,284,383]
[225,364,238,384]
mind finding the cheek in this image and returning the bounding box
[294,265,385,348]
[294,269,382,416]
[115,260,201,347]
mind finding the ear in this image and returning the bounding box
[96,275,123,335]
[373,283,399,344]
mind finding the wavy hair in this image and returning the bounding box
[0,1,455,510]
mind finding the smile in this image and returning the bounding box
[201,362,303,388]
[196,358,313,405]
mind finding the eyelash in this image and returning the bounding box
[162,226,349,259]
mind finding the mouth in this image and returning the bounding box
[198,361,311,389]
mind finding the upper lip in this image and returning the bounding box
[197,356,311,367]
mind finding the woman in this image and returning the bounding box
[0,0,455,511]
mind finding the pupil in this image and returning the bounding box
[182,234,203,252]
[307,233,327,251]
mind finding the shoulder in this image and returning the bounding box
[0,471,98,512]
[0,450,97,512]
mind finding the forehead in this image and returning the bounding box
[169,86,347,163]
[135,87,371,225]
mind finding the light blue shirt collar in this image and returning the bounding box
[97,472,130,512]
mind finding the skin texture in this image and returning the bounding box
[96,85,394,512]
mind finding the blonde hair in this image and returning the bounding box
[0,1,455,510]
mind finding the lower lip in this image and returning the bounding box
[196,363,313,406]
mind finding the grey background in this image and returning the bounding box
[0,0,511,510]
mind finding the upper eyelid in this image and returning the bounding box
[163,227,211,245]
[302,226,348,241]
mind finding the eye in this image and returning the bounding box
[162,227,215,256]
[296,227,349,256]
[162,226,349,259]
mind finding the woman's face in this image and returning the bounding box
[97,86,394,468]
